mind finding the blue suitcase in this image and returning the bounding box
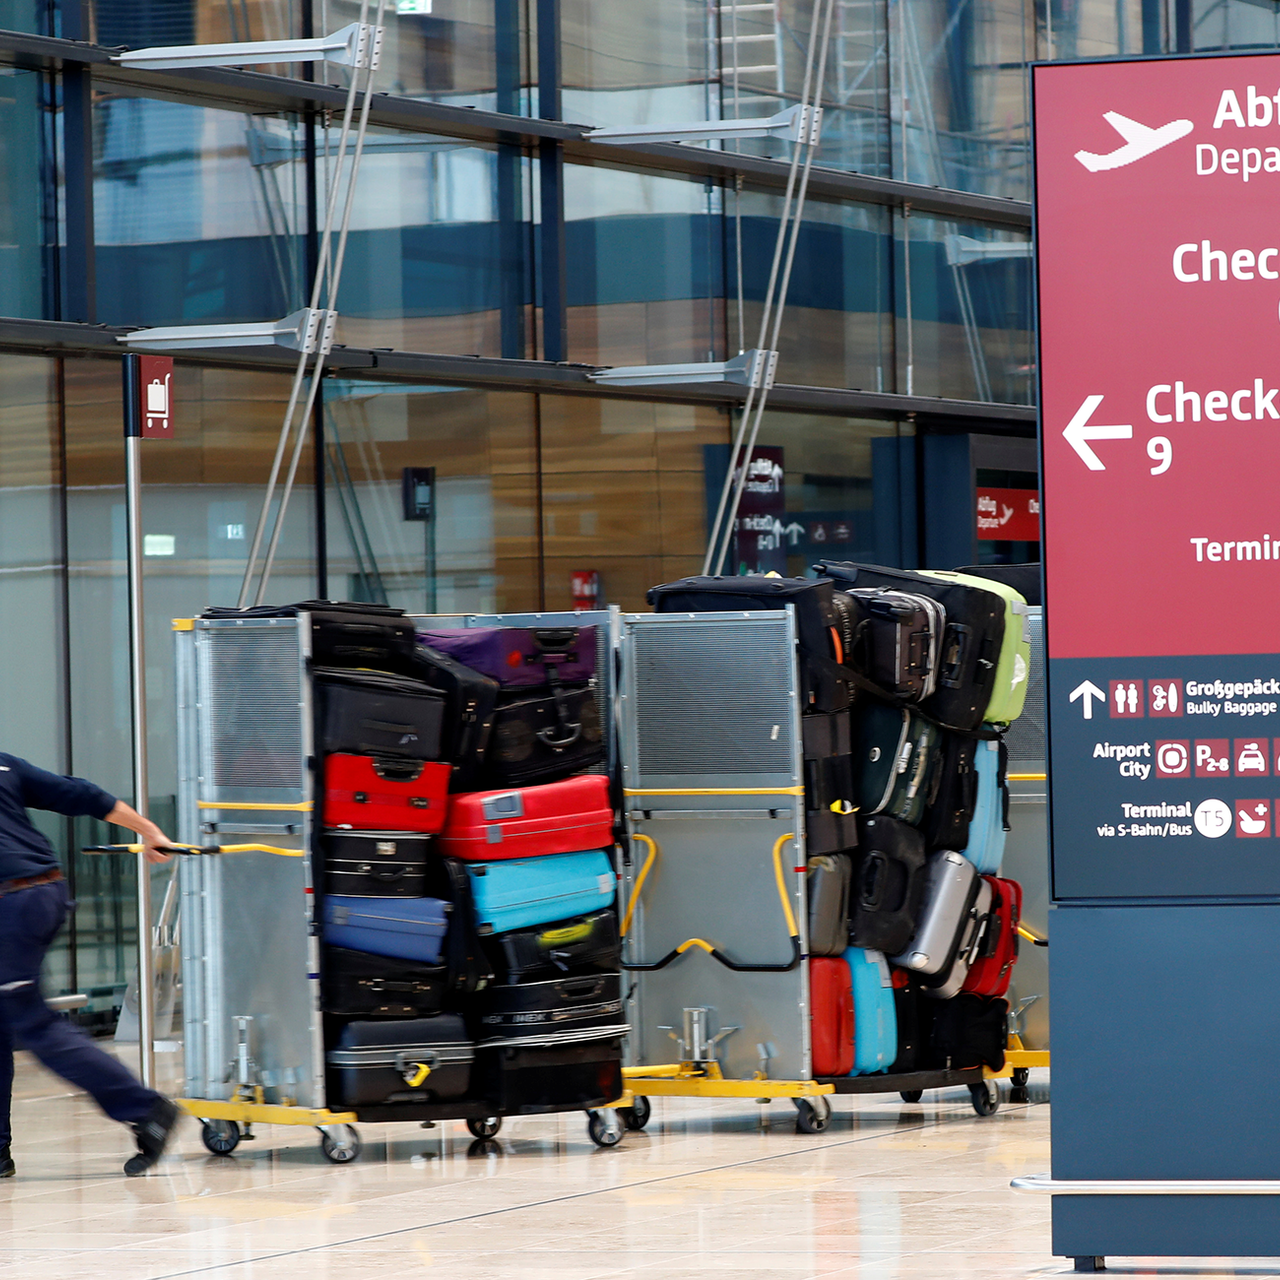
[961,737,1009,874]
[845,947,897,1075]
[467,850,616,935]
[322,895,450,963]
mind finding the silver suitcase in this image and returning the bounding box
[921,876,993,999]
[890,850,980,977]
[806,854,852,956]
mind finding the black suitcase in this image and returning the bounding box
[920,734,979,851]
[204,600,416,674]
[955,563,1042,608]
[321,947,448,1018]
[483,909,620,983]
[930,993,1008,1071]
[410,644,499,791]
[849,814,927,954]
[887,976,923,1073]
[315,667,446,760]
[475,1033,624,1113]
[646,575,852,713]
[482,682,605,787]
[834,588,944,702]
[814,562,1006,731]
[475,972,625,1043]
[856,703,941,826]
[806,854,853,956]
[327,1014,473,1106]
[422,856,496,1003]
[322,831,432,897]
[802,711,859,855]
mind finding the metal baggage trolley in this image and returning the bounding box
[157,613,629,1160]
[614,610,1014,1134]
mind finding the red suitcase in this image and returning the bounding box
[961,876,1022,998]
[809,956,855,1076]
[438,774,614,861]
[323,754,452,833]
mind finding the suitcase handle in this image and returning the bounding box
[536,720,582,748]
[371,758,426,782]
[531,627,581,658]
[360,863,410,882]
[859,851,887,911]
[558,976,605,997]
[938,623,973,688]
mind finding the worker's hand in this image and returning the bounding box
[141,825,174,864]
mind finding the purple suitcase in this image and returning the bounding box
[417,626,597,689]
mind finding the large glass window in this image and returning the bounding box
[538,395,727,609]
[0,70,50,319]
[324,382,540,612]
[333,129,534,357]
[94,98,307,327]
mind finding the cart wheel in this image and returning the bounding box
[1012,1068,1029,1087]
[319,1125,362,1163]
[620,1096,651,1131]
[466,1116,502,1139]
[899,1089,924,1104]
[587,1110,624,1148]
[794,1097,831,1134]
[201,1120,241,1156]
[969,1080,1000,1117]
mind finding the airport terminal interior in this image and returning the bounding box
[0,0,1277,1275]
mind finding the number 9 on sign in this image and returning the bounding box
[1148,436,1172,475]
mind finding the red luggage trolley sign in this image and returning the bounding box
[1036,54,1280,899]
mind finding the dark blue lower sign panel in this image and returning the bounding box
[1049,656,1280,899]
[1052,903,1280,1256]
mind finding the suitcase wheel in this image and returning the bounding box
[898,1089,924,1104]
[586,1110,624,1148]
[201,1120,241,1156]
[318,1124,362,1163]
[466,1116,502,1139]
[969,1080,1000,1117]
[620,1095,651,1131]
[793,1096,831,1134]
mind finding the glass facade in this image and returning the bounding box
[3,0,1274,1011]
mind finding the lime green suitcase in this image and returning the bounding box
[916,570,1030,725]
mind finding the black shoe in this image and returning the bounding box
[124,1098,180,1177]
[0,1145,13,1178]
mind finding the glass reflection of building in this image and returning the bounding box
[0,0,1256,1008]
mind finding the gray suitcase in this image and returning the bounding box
[920,876,993,999]
[806,854,852,956]
[890,850,980,978]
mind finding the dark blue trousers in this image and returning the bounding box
[0,879,158,1146]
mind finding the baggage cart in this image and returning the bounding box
[155,613,631,1160]
[614,610,1019,1134]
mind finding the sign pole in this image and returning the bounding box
[122,353,155,1089]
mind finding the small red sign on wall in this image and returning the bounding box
[976,487,1040,541]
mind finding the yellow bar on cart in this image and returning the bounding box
[1007,773,1047,781]
[176,1099,357,1126]
[624,1077,834,1099]
[197,801,313,812]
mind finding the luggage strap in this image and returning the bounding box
[619,833,801,973]
[537,655,584,748]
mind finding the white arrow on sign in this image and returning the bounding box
[1069,679,1107,720]
[1063,394,1133,470]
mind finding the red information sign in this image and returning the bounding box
[1036,56,1280,658]
[138,355,174,439]
[975,486,1040,541]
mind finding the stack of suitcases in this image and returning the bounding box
[202,602,627,1121]
[646,563,1031,1084]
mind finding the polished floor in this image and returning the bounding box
[0,1056,1268,1279]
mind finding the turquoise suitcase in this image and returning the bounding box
[467,850,617,935]
[845,946,897,1074]
[961,737,1008,875]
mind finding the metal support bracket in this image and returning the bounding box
[118,308,338,355]
[112,22,383,71]
[588,104,822,147]
[588,348,777,390]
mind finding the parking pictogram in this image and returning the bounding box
[1195,740,1230,778]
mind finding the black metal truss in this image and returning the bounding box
[0,316,1036,434]
[0,27,1031,228]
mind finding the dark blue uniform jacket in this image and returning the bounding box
[0,754,116,881]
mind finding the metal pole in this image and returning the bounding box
[122,354,155,1088]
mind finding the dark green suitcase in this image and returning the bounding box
[855,703,940,826]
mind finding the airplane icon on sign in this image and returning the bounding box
[1075,111,1193,172]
